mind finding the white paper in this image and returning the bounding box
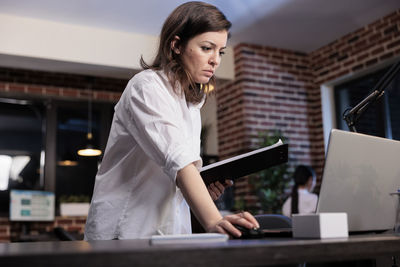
[150,233,229,245]
[201,139,283,172]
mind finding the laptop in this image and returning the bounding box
[317,129,400,232]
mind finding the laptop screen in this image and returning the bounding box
[316,129,400,232]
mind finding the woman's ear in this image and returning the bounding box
[171,35,181,54]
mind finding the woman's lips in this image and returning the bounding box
[204,70,214,77]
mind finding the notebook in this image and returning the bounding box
[200,140,288,185]
[316,129,400,232]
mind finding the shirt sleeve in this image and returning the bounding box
[282,197,291,217]
[117,73,201,182]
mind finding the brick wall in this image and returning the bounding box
[218,45,318,162]
[310,10,400,85]
[0,67,126,102]
[0,216,86,242]
[219,9,400,209]
[217,44,319,208]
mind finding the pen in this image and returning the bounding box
[157,229,165,236]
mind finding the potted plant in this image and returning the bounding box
[235,130,292,214]
[250,130,292,214]
[59,195,90,216]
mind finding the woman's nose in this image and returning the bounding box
[209,52,220,67]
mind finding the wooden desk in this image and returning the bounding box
[0,234,399,266]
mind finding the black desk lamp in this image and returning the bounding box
[343,59,400,132]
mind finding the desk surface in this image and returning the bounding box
[1,234,400,266]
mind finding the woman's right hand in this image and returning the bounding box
[176,164,259,238]
[207,179,233,201]
[206,211,260,238]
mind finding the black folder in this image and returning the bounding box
[200,141,288,185]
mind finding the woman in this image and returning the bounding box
[282,165,318,217]
[84,1,259,240]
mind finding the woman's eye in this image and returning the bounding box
[219,51,225,56]
[201,46,212,51]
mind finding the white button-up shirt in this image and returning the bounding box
[282,189,318,217]
[84,69,203,240]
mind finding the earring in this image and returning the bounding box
[202,84,215,93]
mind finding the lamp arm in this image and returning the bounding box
[343,90,382,132]
[343,59,400,132]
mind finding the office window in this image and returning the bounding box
[56,105,102,202]
[388,81,400,140]
[0,100,45,215]
[0,98,114,216]
[334,64,400,140]
[54,100,114,207]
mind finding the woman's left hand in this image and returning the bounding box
[207,180,233,201]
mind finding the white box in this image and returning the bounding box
[60,203,90,216]
[292,213,349,239]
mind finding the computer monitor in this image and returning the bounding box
[10,190,55,221]
[317,129,400,232]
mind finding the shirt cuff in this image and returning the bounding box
[164,146,202,182]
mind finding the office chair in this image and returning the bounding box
[53,227,77,241]
[254,214,292,229]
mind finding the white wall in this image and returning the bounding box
[201,94,219,155]
[0,13,235,80]
[320,84,336,152]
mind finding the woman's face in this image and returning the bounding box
[180,30,228,84]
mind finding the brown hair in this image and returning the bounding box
[290,165,316,215]
[140,1,231,104]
